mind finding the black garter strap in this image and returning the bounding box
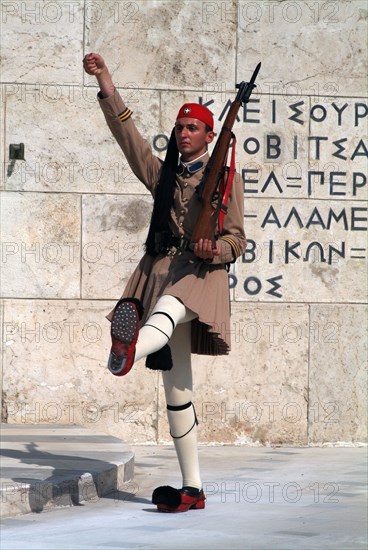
[151,310,175,331]
[167,402,198,439]
[144,323,170,340]
[144,311,176,340]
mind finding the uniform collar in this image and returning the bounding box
[177,152,209,176]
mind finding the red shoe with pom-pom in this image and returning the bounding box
[152,486,205,513]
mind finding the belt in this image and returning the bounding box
[154,231,192,255]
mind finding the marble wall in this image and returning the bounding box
[1,0,367,446]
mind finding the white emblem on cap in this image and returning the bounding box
[184,108,191,114]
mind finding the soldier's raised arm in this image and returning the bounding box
[83,52,162,191]
[83,53,114,98]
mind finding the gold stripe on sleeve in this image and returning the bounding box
[220,236,240,260]
[117,108,133,122]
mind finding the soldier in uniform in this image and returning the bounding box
[83,53,246,513]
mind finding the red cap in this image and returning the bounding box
[176,103,214,130]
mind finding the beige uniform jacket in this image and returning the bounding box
[99,89,246,355]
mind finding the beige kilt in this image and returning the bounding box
[108,249,231,355]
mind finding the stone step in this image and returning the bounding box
[0,424,134,518]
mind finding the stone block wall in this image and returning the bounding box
[1,0,367,445]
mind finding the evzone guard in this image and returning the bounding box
[83,53,260,513]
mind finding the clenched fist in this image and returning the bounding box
[83,53,106,76]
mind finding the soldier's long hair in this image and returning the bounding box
[144,128,178,256]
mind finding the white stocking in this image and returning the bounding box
[162,322,202,490]
[134,294,195,362]
[132,294,201,489]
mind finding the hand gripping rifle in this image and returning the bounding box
[191,62,261,248]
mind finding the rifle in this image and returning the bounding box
[191,62,261,248]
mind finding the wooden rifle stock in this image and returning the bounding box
[191,63,261,248]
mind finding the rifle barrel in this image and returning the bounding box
[191,63,261,247]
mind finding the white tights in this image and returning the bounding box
[134,295,202,490]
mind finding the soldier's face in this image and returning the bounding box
[175,118,214,162]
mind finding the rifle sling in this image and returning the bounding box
[219,134,237,233]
